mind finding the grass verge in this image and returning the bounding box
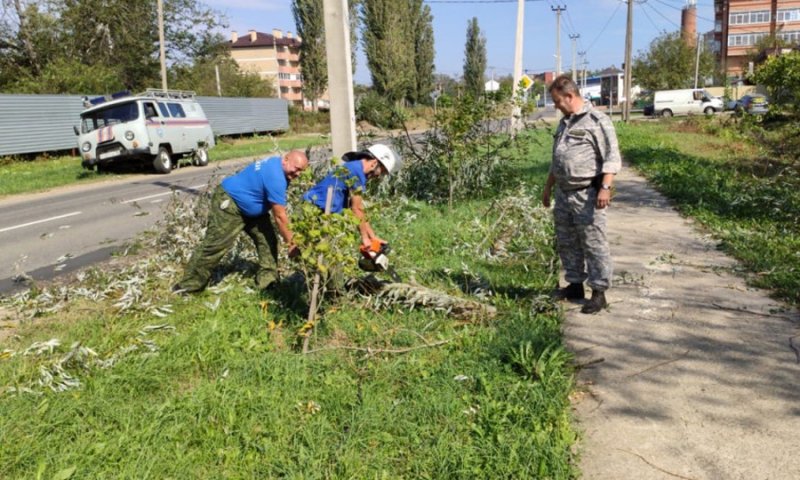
[617,119,800,305]
[0,129,578,478]
[0,134,327,199]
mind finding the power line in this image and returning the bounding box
[638,0,666,33]
[648,0,714,23]
[585,0,623,53]
[642,0,681,29]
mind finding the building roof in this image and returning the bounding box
[229,32,301,49]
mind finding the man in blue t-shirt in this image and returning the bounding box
[303,143,400,247]
[174,150,309,293]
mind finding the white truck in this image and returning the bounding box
[75,89,215,173]
[651,89,724,117]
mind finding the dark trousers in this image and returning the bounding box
[178,186,279,292]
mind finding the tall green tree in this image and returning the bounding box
[0,0,228,94]
[409,0,435,104]
[463,17,486,98]
[362,0,414,103]
[292,0,327,111]
[752,51,800,115]
[632,31,715,90]
[172,55,275,98]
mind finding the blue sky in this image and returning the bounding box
[206,0,715,85]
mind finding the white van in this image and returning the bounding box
[651,89,724,117]
[76,89,215,173]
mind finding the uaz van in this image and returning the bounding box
[650,89,723,117]
[75,89,215,173]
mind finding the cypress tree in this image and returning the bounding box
[463,17,486,98]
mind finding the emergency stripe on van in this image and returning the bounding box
[97,126,114,143]
[145,120,210,127]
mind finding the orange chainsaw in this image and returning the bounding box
[359,239,401,282]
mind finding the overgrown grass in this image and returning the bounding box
[0,134,327,198]
[617,119,800,304]
[0,129,578,478]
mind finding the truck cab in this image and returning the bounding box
[76,89,215,173]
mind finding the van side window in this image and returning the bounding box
[158,102,170,117]
[693,91,703,101]
[143,102,158,119]
[167,103,186,118]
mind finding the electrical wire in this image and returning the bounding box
[642,0,681,29]
[425,0,544,4]
[649,0,714,23]
[638,0,667,34]
[585,0,623,53]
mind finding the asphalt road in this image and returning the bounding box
[0,160,253,295]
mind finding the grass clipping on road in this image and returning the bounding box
[0,130,578,479]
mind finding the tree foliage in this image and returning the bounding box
[0,0,228,94]
[463,17,486,98]
[410,0,435,104]
[752,51,800,115]
[292,0,328,110]
[171,56,275,98]
[631,31,715,91]
[361,0,414,103]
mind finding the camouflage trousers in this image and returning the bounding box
[177,185,279,292]
[553,186,612,292]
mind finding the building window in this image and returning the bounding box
[728,32,767,47]
[777,9,800,23]
[729,10,770,25]
[778,30,800,44]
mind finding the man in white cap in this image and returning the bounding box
[303,143,400,247]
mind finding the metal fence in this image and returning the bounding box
[0,94,289,157]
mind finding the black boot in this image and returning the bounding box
[553,283,585,300]
[581,290,607,314]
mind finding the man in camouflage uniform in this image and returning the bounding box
[174,150,309,294]
[542,75,622,314]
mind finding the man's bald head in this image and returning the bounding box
[282,150,309,180]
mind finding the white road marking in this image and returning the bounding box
[0,211,83,234]
[121,184,207,204]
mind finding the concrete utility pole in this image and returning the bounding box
[694,32,702,89]
[552,5,566,76]
[569,34,580,81]
[322,0,356,156]
[157,0,168,92]
[623,0,633,122]
[511,0,525,132]
[578,50,587,91]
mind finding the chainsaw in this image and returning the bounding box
[359,239,401,282]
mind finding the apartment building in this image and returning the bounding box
[714,0,800,78]
[229,29,305,107]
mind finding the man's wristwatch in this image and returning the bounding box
[600,184,612,190]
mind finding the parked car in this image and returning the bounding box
[650,89,723,117]
[75,89,215,173]
[733,94,769,115]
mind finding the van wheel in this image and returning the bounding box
[193,147,209,167]
[153,147,172,174]
[704,107,715,115]
[661,109,673,118]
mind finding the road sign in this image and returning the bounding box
[519,74,533,91]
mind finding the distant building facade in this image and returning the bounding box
[228,29,329,110]
[714,0,800,79]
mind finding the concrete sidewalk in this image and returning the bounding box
[564,167,800,480]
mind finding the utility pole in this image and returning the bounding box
[552,5,566,76]
[578,50,587,91]
[694,32,702,89]
[569,34,580,81]
[623,0,633,122]
[157,0,167,92]
[322,0,356,156]
[215,65,222,96]
[511,0,525,133]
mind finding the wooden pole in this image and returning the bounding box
[302,185,334,353]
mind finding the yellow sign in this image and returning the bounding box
[519,74,533,91]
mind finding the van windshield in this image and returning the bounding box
[81,102,139,134]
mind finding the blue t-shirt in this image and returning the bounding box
[221,156,287,217]
[303,161,367,213]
